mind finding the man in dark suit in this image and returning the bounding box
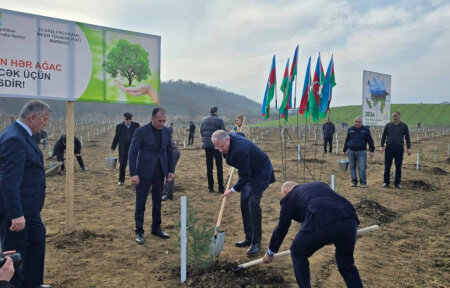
[186,121,195,145]
[129,107,174,244]
[263,181,363,288]
[0,99,51,288]
[52,134,87,172]
[111,112,140,186]
[212,130,275,255]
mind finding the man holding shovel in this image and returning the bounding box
[212,130,275,256]
[263,181,363,288]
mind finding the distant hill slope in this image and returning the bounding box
[0,80,261,122]
[257,104,450,127]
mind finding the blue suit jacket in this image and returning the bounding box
[268,182,359,252]
[0,123,46,219]
[128,123,174,179]
[225,133,275,198]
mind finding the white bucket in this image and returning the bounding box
[337,159,349,172]
[105,157,118,170]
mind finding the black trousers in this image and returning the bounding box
[323,136,333,152]
[240,184,263,244]
[205,148,224,191]
[0,213,46,288]
[61,155,85,171]
[135,165,164,234]
[188,134,194,145]
[290,218,362,288]
[384,146,404,185]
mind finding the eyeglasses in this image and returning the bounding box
[125,118,132,121]
[215,142,227,149]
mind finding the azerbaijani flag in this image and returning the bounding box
[299,56,311,115]
[319,55,336,116]
[308,54,322,122]
[278,58,290,120]
[289,45,299,109]
[261,55,276,119]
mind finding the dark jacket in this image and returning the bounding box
[128,124,174,179]
[343,125,375,152]
[268,182,359,253]
[187,124,196,135]
[322,122,335,138]
[381,122,411,149]
[0,123,46,219]
[52,134,82,162]
[111,121,140,163]
[224,133,275,198]
[200,114,225,149]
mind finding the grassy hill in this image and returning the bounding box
[255,104,450,127]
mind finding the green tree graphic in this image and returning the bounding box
[103,39,151,86]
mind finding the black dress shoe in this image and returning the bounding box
[161,194,172,201]
[247,243,261,255]
[135,233,145,245]
[218,188,225,194]
[382,183,389,188]
[208,188,215,193]
[235,239,251,247]
[151,228,170,239]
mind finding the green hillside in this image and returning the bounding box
[255,104,450,127]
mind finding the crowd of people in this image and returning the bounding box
[0,99,413,287]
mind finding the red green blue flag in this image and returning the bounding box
[299,56,311,115]
[319,55,336,117]
[307,53,322,122]
[278,58,290,120]
[261,55,276,119]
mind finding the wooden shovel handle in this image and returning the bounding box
[237,225,379,269]
[45,163,60,175]
[214,166,235,237]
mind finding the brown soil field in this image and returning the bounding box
[39,125,449,287]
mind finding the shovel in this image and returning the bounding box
[45,162,61,175]
[233,224,379,271]
[210,166,236,257]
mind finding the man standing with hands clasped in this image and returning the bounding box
[129,107,174,244]
[380,111,411,189]
[343,116,375,188]
[111,112,140,186]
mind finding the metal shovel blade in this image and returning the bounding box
[210,231,225,257]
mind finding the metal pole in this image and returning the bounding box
[180,196,187,283]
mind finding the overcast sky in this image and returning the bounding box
[1,0,449,106]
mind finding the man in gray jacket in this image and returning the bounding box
[200,106,225,193]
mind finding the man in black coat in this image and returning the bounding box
[380,111,411,189]
[322,118,335,153]
[213,130,275,255]
[111,112,140,186]
[200,107,225,193]
[186,121,195,145]
[52,134,86,172]
[263,181,363,288]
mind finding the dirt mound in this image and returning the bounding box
[403,180,437,191]
[47,230,113,249]
[170,262,289,287]
[354,200,397,224]
[429,167,448,175]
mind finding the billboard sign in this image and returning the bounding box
[362,70,391,126]
[0,9,161,105]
